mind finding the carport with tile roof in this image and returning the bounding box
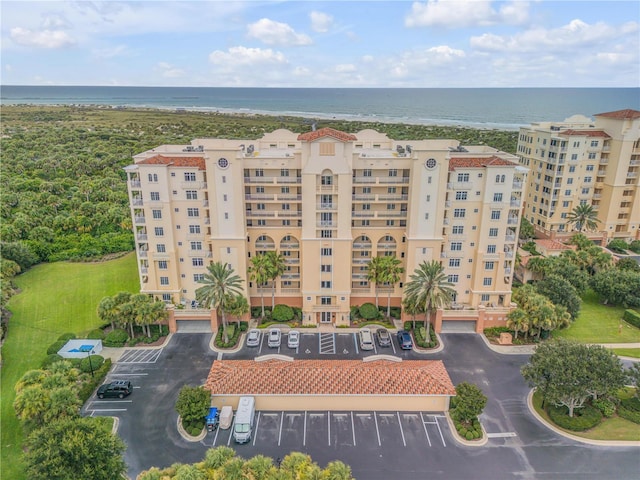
[204,356,456,412]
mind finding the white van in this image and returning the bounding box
[233,396,256,444]
[359,328,374,350]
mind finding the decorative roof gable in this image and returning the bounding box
[137,155,206,170]
[297,127,357,142]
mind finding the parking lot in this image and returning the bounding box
[206,410,447,450]
[237,329,410,360]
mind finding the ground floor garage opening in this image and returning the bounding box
[176,320,212,333]
[441,320,476,333]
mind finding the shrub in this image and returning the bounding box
[57,333,76,342]
[414,325,438,348]
[389,306,401,318]
[465,431,476,440]
[618,405,640,424]
[251,306,271,318]
[80,355,104,374]
[214,326,241,348]
[238,321,248,332]
[350,305,360,321]
[607,239,629,254]
[403,321,413,331]
[359,303,379,320]
[175,385,210,424]
[622,310,640,329]
[620,396,640,412]
[47,340,67,355]
[593,398,616,417]
[77,358,112,403]
[453,382,487,423]
[41,354,63,368]
[547,404,602,431]
[484,326,511,338]
[86,329,105,340]
[630,240,640,254]
[292,307,302,321]
[103,329,128,347]
[272,304,294,322]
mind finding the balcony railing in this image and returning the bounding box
[379,211,407,218]
[132,198,144,206]
[255,242,275,249]
[352,212,375,218]
[317,221,336,227]
[504,251,514,259]
[129,180,141,188]
[352,258,371,264]
[353,194,375,201]
[284,258,300,264]
[246,211,276,217]
[280,242,299,249]
[353,242,372,249]
[510,200,520,207]
[136,234,148,241]
[138,251,148,258]
[278,194,301,201]
[505,234,516,242]
[135,217,146,224]
[181,181,206,189]
[245,194,275,201]
[204,217,211,224]
[277,177,302,184]
[281,273,300,279]
[507,217,519,225]
[378,194,408,201]
[512,181,523,190]
[318,203,336,210]
[140,267,148,274]
[377,243,397,250]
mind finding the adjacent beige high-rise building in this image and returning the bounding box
[125,127,527,332]
[516,109,640,241]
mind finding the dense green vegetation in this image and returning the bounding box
[1,254,138,479]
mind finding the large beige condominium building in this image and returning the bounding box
[516,109,640,241]
[125,127,526,330]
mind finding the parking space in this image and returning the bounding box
[205,410,447,451]
[118,348,163,363]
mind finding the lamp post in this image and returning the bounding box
[87,349,95,377]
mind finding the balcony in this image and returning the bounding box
[353,194,375,201]
[135,216,146,224]
[353,242,372,249]
[352,212,375,218]
[280,288,301,294]
[507,217,519,225]
[181,181,206,189]
[597,170,607,176]
[136,234,148,241]
[504,268,512,275]
[129,180,142,189]
[281,273,300,280]
[447,182,473,190]
[378,211,407,218]
[443,218,450,225]
[318,203,336,210]
[317,221,336,227]
[186,233,203,240]
[599,158,609,164]
[317,185,338,193]
[445,201,451,208]
[279,211,302,218]
[246,211,276,217]
[505,234,516,242]
[352,258,371,264]
[627,172,638,178]
[353,176,377,184]
[278,194,301,201]
[284,258,300,264]
[510,200,520,207]
[255,242,275,249]
[379,177,410,184]
[280,242,299,249]
[352,273,369,280]
[630,160,640,166]
[188,250,204,257]
[277,177,302,184]
[593,194,602,199]
[504,251,514,259]
[202,199,209,207]
[512,181,523,190]
[245,194,275,201]
[377,194,408,201]
[132,198,144,206]
[138,251,148,258]
[140,267,148,274]
[204,217,211,224]
[377,243,397,250]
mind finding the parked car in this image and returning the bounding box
[97,380,132,399]
[359,328,374,350]
[397,330,413,350]
[287,330,300,348]
[268,328,281,348]
[376,328,392,347]
[246,329,261,347]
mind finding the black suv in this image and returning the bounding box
[97,380,132,399]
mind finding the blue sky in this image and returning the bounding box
[1,1,638,87]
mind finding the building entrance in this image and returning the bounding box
[320,312,332,323]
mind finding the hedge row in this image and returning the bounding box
[413,325,438,349]
[547,404,602,431]
[214,325,241,348]
[451,413,482,440]
[622,310,640,329]
[77,358,113,404]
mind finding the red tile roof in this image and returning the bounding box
[205,358,456,396]
[534,239,575,251]
[448,156,517,171]
[595,109,640,120]
[558,129,611,138]
[137,155,206,170]
[297,127,357,142]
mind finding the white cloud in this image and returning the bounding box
[334,64,357,73]
[10,27,76,48]
[156,62,185,78]
[406,0,529,28]
[91,44,131,59]
[247,18,312,46]
[470,19,639,52]
[41,15,71,30]
[209,46,287,66]
[310,11,333,33]
[293,66,311,76]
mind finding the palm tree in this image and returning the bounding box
[265,250,286,309]
[97,295,118,330]
[402,296,421,330]
[506,308,529,340]
[366,256,385,309]
[403,260,455,339]
[380,256,404,318]
[226,294,249,323]
[196,262,244,343]
[566,203,600,233]
[526,256,549,281]
[247,253,270,319]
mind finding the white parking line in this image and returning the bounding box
[420,412,432,446]
[433,415,446,447]
[328,411,331,446]
[252,412,261,446]
[486,432,517,438]
[93,400,133,403]
[353,333,359,354]
[228,415,236,446]
[278,411,284,446]
[374,412,382,446]
[303,411,307,447]
[92,408,127,412]
[217,352,223,360]
[212,425,220,446]
[396,412,406,447]
[111,373,148,376]
[351,412,356,446]
[390,337,397,354]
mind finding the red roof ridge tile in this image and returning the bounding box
[297,127,357,142]
[137,155,206,170]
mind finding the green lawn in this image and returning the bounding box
[1,253,139,480]
[612,348,640,358]
[553,290,640,344]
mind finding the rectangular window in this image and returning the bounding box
[452,226,464,234]
[255,169,264,177]
[493,193,503,202]
[491,210,501,220]
[487,245,496,254]
[388,169,398,177]
[152,209,162,219]
[154,227,164,236]
[192,258,204,267]
[320,296,332,305]
[160,277,169,286]
[190,241,202,251]
[321,265,332,272]
[453,208,466,218]
[363,169,372,177]
[150,192,160,201]
[457,173,470,182]
[489,228,498,237]
[586,165,594,171]
[449,258,460,267]
[162,293,172,302]
[320,230,332,238]
[387,203,396,210]
[565,189,571,196]
[321,248,332,256]
[281,168,289,177]
[448,274,459,283]
[485,261,494,270]
[156,244,166,253]
[388,187,396,194]
[257,203,265,210]
[483,277,492,286]
[189,225,201,234]
[588,152,597,160]
[590,140,599,147]
[321,281,332,289]
[584,176,592,183]
[455,191,468,200]
[481,294,490,302]
[158,260,168,270]
[187,207,199,217]
[185,190,197,200]
[282,203,290,210]
[193,274,204,282]
[148,173,158,183]
[386,220,395,226]
[184,172,196,181]
[451,242,462,251]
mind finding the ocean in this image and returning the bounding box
[1,86,638,130]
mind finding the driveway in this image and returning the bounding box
[94,333,640,479]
